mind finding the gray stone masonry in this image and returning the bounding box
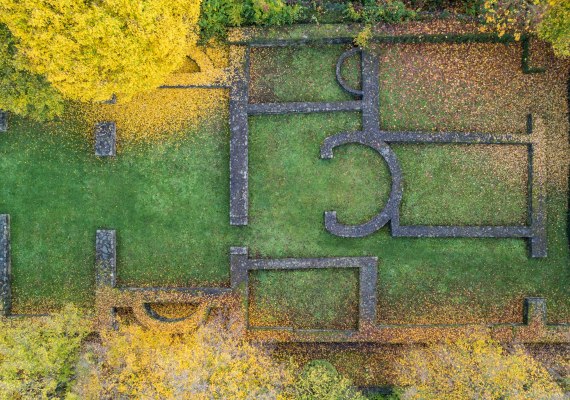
[524,297,547,325]
[0,110,7,132]
[229,47,250,225]
[227,42,547,258]
[95,229,116,289]
[0,215,11,316]
[94,122,116,157]
[229,247,378,330]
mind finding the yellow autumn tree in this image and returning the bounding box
[0,24,65,121]
[537,0,570,57]
[0,0,202,103]
[0,305,91,399]
[292,360,366,400]
[395,335,564,400]
[481,0,547,39]
[69,317,294,399]
[481,0,569,57]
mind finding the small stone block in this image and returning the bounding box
[523,297,546,325]
[0,111,7,132]
[230,247,248,289]
[230,215,248,225]
[94,122,116,156]
[359,264,378,326]
[230,247,248,255]
[0,215,11,316]
[95,229,117,288]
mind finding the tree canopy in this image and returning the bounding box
[538,0,570,58]
[0,0,202,106]
[396,336,564,400]
[481,0,570,57]
[0,24,64,121]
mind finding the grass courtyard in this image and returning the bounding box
[1,40,568,332]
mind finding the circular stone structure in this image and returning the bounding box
[320,131,403,237]
[131,301,212,332]
[335,48,364,96]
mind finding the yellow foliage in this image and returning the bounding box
[78,42,230,144]
[480,0,548,38]
[354,25,373,49]
[79,87,228,144]
[0,24,64,121]
[70,317,294,399]
[537,0,570,57]
[292,360,366,400]
[166,40,231,84]
[0,0,202,103]
[0,305,91,400]
[395,335,564,400]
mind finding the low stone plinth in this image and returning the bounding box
[95,229,116,289]
[523,297,547,325]
[0,110,7,132]
[0,215,11,316]
[94,122,116,156]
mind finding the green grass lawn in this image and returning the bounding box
[1,43,568,328]
[249,268,360,330]
[0,116,237,311]
[247,112,568,326]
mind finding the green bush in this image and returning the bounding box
[537,0,569,58]
[292,360,366,400]
[0,305,90,400]
[365,394,401,400]
[199,0,304,40]
[406,0,482,14]
[344,1,417,24]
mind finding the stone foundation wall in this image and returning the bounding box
[0,215,11,316]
